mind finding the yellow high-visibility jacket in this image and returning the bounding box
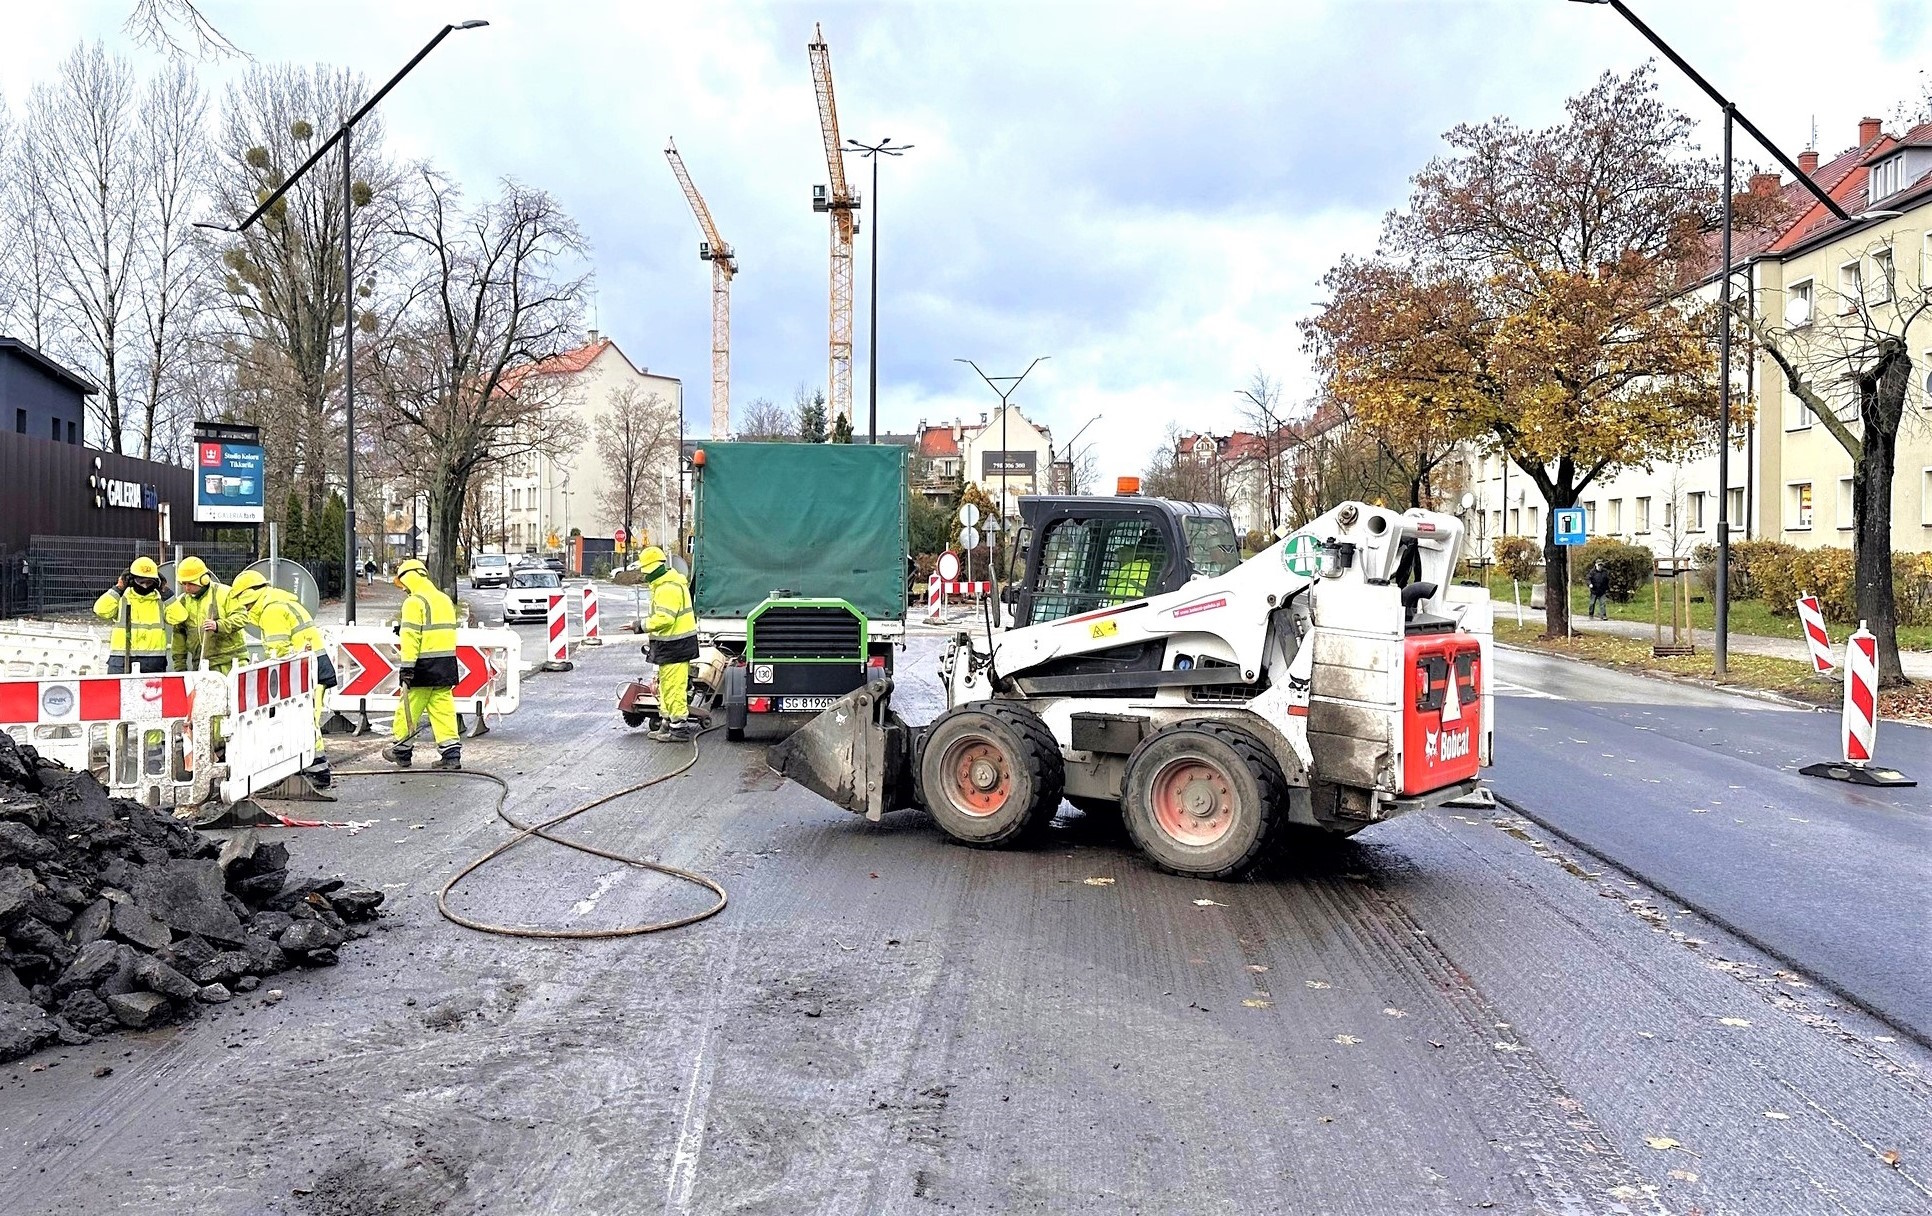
[94,586,170,661]
[166,581,251,671]
[645,568,696,639]
[252,588,325,658]
[398,573,459,688]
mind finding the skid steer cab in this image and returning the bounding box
[771,498,1493,881]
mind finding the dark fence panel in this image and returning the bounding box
[5,537,261,616]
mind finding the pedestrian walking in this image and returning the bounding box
[638,545,699,741]
[1585,560,1611,620]
[383,558,462,770]
[230,570,338,788]
[164,556,251,673]
[94,557,170,673]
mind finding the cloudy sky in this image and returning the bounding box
[3,0,1928,479]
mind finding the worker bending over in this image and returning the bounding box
[165,556,250,673]
[95,557,170,673]
[230,570,338,789]
[384,558,462,770]
[640,546,699,740]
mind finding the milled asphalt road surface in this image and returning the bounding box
[2,632,1928,1215]
[1487,646,1932,1046]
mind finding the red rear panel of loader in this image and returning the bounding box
[1400,634,1482,795]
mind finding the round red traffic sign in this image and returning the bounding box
[614,527,628,546]
[938,551,960,581]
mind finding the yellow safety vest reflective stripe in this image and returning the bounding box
[399,575,461,689]
[646,570,696,639]
[166,581,252,670]
[94,588,170,657]
[256,594,324,658]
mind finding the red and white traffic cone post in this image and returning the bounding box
[926,573,943,624]
[1800,621,1915,787]
[543,592,574,672]
[581,584,602,646]
[1794,594,1835,675]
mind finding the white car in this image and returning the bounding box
[469,553,512,588]
[502,568,564,623]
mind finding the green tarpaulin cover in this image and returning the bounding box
[692,442,910,621]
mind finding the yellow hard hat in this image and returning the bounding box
[639,546,667,572]
[129,556,160,579]
[394,558,428,583]
[228,571,267,606]
[177,555,210,584]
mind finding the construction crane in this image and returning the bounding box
[808,23,858,429]
[665,137,737,439]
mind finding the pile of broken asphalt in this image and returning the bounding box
[0,733,382,1064]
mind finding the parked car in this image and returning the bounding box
[542,556,567,576]
[502,568,563,623]
[469,553,512,588]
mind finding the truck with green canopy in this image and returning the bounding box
[618,441,910,738]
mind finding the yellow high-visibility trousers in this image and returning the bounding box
[393,686,459,747]
[658,662,690,720]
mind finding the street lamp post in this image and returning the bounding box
[193,20,488,623]
[956,357,1050,529]
[848,137,913,445]
[1566,0,1848,674]
[1058,413,1102,493]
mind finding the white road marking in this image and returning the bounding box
[663,927,745,1214]
[569,868,627,918]
[1492,678,1561,700]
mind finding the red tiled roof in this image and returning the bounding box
[1720,138,1877,266]
[918,427,960,458]
[495,338,613,396]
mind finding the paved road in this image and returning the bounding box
[3,638,1929,1214]
[1488,645,1932,1046]
[1497,604,1932,681]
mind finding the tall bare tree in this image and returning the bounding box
[594,385,679,545]
[123,0,244,59]
[209,63,397,516]
[735,396,796,441]
[362,170,590,588]
[25,43,143,450]
[2,111,61,352]
[131,60,211,460]
[1234,368,1291,535]
[1750,246,1929,687]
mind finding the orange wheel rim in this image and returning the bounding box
[941,736,1013,818]
[1150,758,1235,846]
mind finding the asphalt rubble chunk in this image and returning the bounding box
[0,734,385,1064]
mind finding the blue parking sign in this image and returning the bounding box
[1554,508,1587,547]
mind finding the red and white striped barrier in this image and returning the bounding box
[544,592,574,671]
[1800,621,1915,788]
[935,581,991,596]
[325,625,521,735]
[1795,594,1835,674]
[233,655,311,712]
[219,653,319,805]
[581,584,602,646]
[926,573,943,623]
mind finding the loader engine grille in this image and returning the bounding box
[749,604,864,660]
[1185,656,1267,704]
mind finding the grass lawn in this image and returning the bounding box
[1478,573,1932,652]
[1492,621,1932,724]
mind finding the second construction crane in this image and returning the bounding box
[665,137,736,438]
[808,23,858,429]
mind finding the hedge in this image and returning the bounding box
[1576,538,1653,601]
[1691,542,1932,627]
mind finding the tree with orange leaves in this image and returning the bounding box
[1307,66,1748,637]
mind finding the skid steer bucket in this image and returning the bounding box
[767,678,918,822]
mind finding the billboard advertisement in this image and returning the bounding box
[193,422,265,524]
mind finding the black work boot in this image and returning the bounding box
[307,757,334,790]
[437,744,462,771]
[383,743,413,768]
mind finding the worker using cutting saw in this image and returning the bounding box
[639,545,699,740]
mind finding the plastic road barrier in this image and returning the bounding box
[544,593,573,671]
[926,573,943,623]
[1795,595,1835,674]
[1800,621,1916,788]
[0,668,226,808]
[219,653,318,805]
[581,584,602,646]
[325,625,523,736]
[0,619,111,678]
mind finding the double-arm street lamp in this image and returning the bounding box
[195,20,488,622]
[847,137,914,445]
[1566,0,1847,675]
[957,357,1050,529]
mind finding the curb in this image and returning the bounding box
[1492,641,1826,712]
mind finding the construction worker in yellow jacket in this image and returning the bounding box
[385,558,462,770]
[95,556,170,673]
[639,546,699,740]
[164,556,251,672]
[230,570,337,788]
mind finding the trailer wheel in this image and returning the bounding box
[918,703,1065,848]
[1121,724,1284,880]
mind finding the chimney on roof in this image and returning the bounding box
[1798,149,1819,175]
[980,410,988,424]
[587,328,601,344]
[1749,171,1780,196]
[1858,116,1883,146]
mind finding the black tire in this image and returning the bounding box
[1121,723,1285,880]
[917,702,1065,848]
[723,663,748,742]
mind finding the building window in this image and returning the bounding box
[13,409,23,434]
[1785,382,1813,431]
[1606,498,1622,533]
[1837,476,1855,530]
[66,421,76,444]
[1525,505,1540,539]
[1785,279,1813,328]
[1839,260,1863,313]
[50,418,59,441]
[1871,248,1894,304]
[1728,488,1745,532]
[1491,510,1504,538]
[1923,468,1932,527]
[1582,501,1596,532]
[1509,507,1520,535]
[1870,154,1903,201]
[1788,482,1813,530]
[1686,492,1705,532]
[1634,496,1651,534]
